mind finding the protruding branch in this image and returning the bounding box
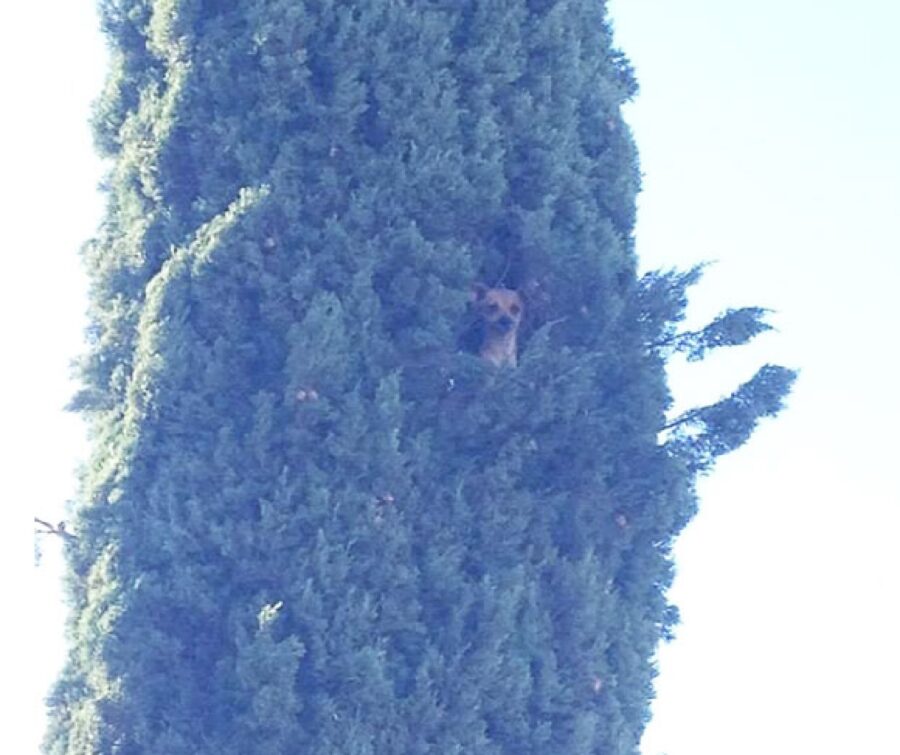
[34,516,77,541]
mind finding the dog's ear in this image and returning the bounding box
[471,282,488,303]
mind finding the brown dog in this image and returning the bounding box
[471,284,524,367]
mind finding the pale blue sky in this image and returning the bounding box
[611,1,900,752]
[5,2,898,753]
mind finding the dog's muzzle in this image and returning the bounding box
[493,315,515,333]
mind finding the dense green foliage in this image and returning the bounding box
[46,2,794,753]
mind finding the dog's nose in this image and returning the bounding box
[496,315,514,332]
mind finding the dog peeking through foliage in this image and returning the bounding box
[470,283,524,367]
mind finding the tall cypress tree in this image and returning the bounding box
[47,2,794,753]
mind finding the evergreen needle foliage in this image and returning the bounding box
[46,2,794,753]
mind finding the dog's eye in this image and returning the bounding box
[487,303,500,314]
[509,304,520,315]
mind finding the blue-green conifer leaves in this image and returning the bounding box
[47,2,793,754]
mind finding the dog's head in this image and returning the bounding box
[471,283,524,338]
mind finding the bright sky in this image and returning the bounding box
[3,2,898,753]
